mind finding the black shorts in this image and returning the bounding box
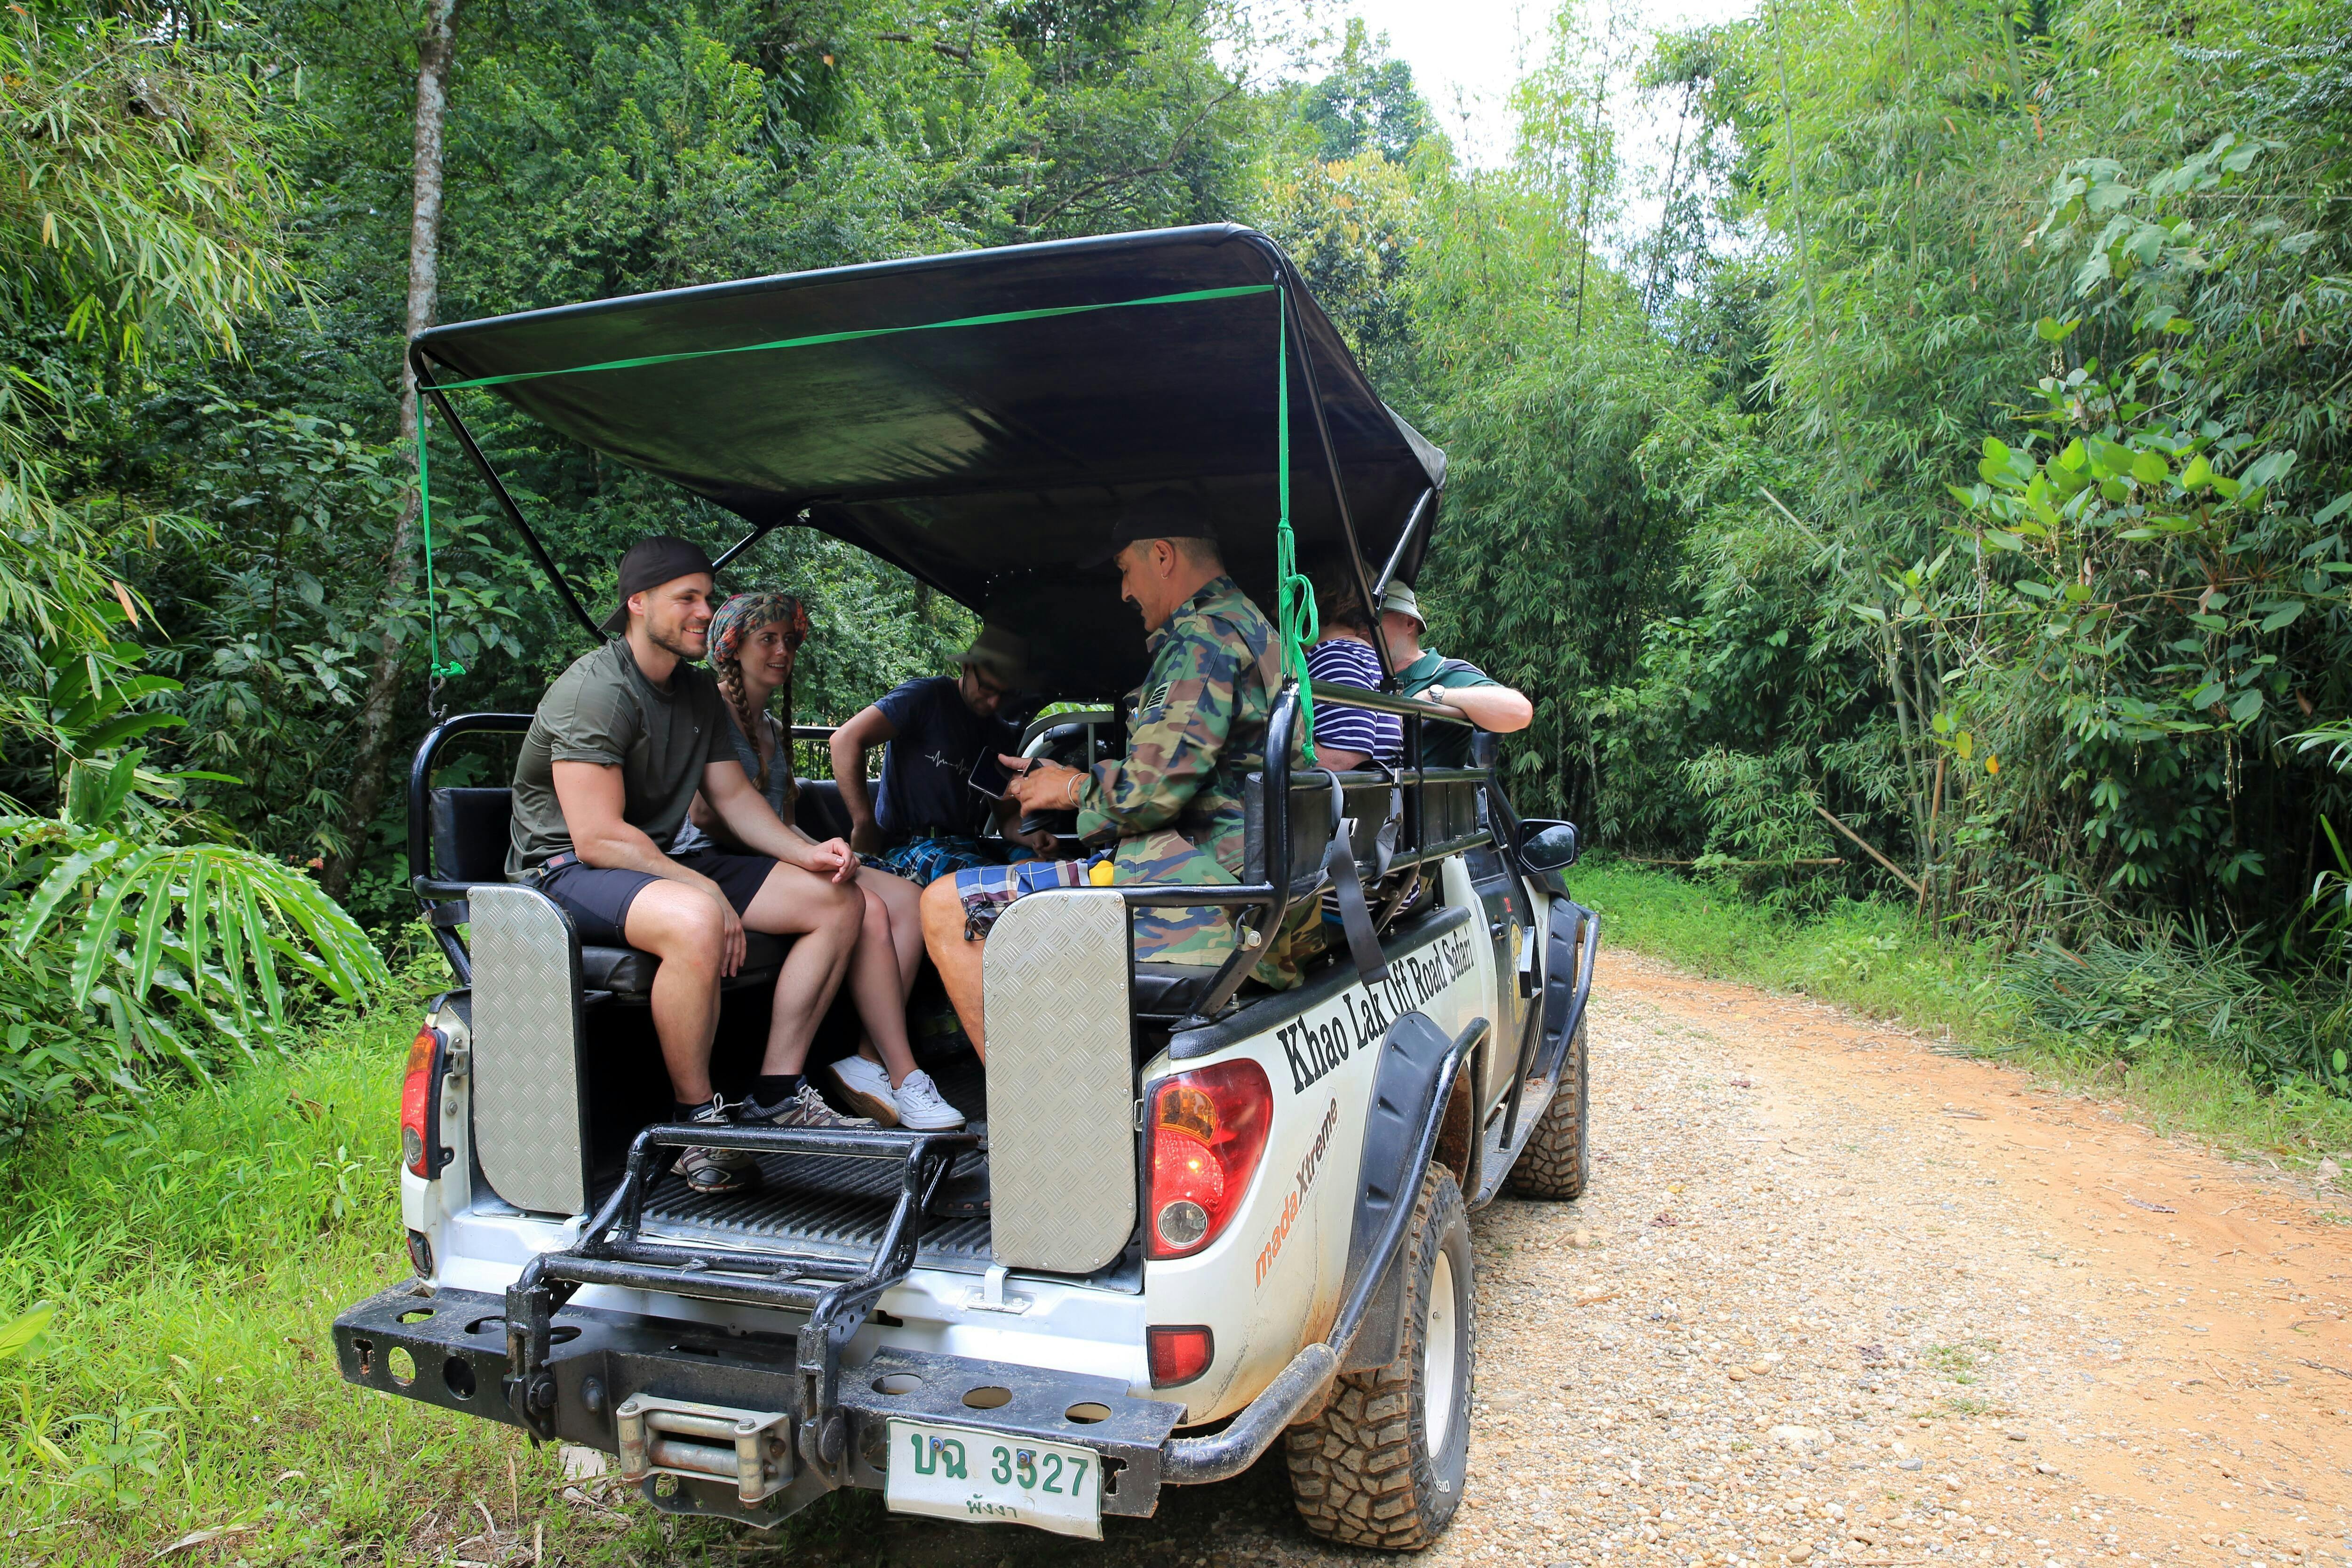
[534,850,778,947]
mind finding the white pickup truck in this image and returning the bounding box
[334,225,1599,1551]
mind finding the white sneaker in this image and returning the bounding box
[826,1054,900,1126]
[891,1068,967,1131]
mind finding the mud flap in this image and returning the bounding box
[1533,899,1597,1085]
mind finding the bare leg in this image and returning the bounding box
[867,871,923,995]
[851,873,926,1084]
[621,882,728,1104]
[846,891,922,1087]
[919,875,987,1062]
[739,862,863,1076]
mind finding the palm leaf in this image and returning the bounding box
[129,859,173,997]
[237,876,283,1029]
[13,837,121,955]
[69,849,155,1008]
[181,850,207,1003]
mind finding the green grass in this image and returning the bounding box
[0,981,890,1564]
[1572,860,2352,1171]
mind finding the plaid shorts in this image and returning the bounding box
[858,834,1037,889]
[951,852,1113,940]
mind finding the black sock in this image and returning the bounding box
[753,1074,801,1108]
[675,1098,711,1123]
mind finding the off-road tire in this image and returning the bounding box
[1283,1169,1474,1551]
[1507,1017,1589,1200]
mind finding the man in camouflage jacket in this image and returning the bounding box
[916,492,1296,1057]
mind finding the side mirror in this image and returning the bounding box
[1516,819,1580,897]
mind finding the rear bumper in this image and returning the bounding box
[334,1283,1183,1524]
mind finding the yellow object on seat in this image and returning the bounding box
[1088,858,1117,887]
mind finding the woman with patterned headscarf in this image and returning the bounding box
[680,592,964,1132]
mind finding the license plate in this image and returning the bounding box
[883,1417,1104,1539]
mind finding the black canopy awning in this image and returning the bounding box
[413,224,1442,699]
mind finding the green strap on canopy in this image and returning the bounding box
[414,393,466,701]
[414,279,1318,756]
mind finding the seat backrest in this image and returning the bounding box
[793,778,854,842]
[1242,771,1403,893]
[431,787,515,883]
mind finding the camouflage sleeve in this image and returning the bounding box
[1076,619,1245,843]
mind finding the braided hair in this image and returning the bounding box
[707,592,811,806]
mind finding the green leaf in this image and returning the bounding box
[2258,602,2304,632]
[14,839,123,955]
[2228,688,2264,724]
[77,712,187,751]
[2131,450,2170,485]
[0,1304,56,1365]
[2034,317,2080,342]
[239,878,284,1029]
[2243,450,2297,489]
[183,852,208,1004]
[130,861,173,1000]
[2181,454,2214,491]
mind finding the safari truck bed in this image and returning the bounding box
[334,225,1600,1550]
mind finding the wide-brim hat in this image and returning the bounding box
[959,624,1029,685]
[1379,580,1426,629]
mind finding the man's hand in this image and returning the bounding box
[1009,823,1064,858]
[800,836,858,884]
[709,886,747,977]
[849,819,885,857]
[1001,755,1085,815]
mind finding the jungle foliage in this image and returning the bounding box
[8,0,2352,1122]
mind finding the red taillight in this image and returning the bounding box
[1147,1325,1215,1387]
[1144,1058,1271,1259]
[401,1027,444,1178]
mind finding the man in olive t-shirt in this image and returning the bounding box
[1375,581,1534,768]
[509,535,882,1194]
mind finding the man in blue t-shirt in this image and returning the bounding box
[828,626,1057,886]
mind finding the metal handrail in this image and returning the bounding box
[1305,679,1472,724]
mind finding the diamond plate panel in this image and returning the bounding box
[470,884,589,1216]
[983,890,1135,1273]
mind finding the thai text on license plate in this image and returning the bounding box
[883,1418,1103,1539]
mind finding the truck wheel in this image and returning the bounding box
[1508,1017,1589,1200]
[1283,1169,1473,1551]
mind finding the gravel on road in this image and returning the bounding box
[644,948,2352,1568]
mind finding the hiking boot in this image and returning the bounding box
[890,1068,967,1131]
[826,1053,901,1126]
[743,1081,875,1132]
[675,1097,760,1195]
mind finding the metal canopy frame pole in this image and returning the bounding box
[1276,268,1392,692]
[1371,487,1435,606]
[413,352,604,643]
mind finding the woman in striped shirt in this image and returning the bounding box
[1304,576,1404,769]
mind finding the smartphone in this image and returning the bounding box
[968,753,1023,800]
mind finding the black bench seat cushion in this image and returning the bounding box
[581,933,789,998]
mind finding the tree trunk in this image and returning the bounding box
[323,0,457,902]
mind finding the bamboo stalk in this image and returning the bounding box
[1812,804,1924,896]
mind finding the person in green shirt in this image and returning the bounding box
[1376,581,1534,768]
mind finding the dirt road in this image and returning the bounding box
[660,948,2352,1567]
